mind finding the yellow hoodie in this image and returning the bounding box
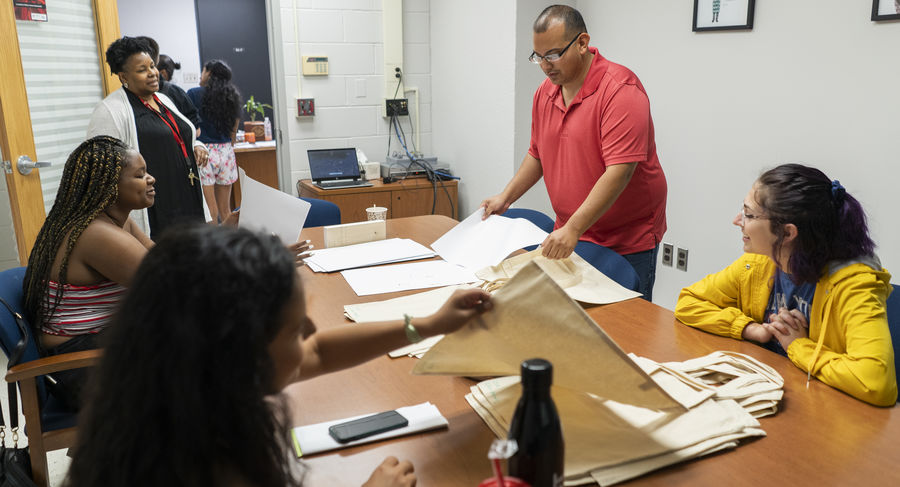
[675,253,897,406]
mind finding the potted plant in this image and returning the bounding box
[243,95,272,140]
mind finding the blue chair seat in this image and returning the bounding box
[300,197,341,227]
[573,241,640,293]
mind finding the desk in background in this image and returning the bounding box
[231,141,278,208]
[297,178,458,223]
[288,215,900,486]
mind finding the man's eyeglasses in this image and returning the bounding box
[529,33,582,64]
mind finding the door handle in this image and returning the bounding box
[16,155,51,175]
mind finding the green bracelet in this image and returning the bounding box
[404,314,423,344]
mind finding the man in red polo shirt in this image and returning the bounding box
[481,4,667,301]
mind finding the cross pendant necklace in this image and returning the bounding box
[188,171,198,186]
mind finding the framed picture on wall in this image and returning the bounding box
[693,0,755,32]
[872,0,900,21]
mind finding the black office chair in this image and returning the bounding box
[887,284,899,400]
[0,267,100,487]
[300,197,341,227]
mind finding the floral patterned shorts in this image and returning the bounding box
[199,142,237,186]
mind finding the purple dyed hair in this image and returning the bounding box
[754,163,875,284]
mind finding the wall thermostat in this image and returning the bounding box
[302,55,329,76]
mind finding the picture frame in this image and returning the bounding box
[872,0,900,21]
[693,0,755,32]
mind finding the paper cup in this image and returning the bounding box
[366,206,388,221]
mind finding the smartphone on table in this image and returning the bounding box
[328,410,409,444]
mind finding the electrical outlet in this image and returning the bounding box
[661,243,674,267]
[385,98,409,117]
[297,98,315,117]
[676,247,689,272]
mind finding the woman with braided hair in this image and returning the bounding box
[23,135,155,409]
[676,163,896,406]
[187,59,242,223]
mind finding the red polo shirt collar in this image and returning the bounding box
[548,47,608,112]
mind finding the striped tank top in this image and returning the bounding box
[41,280,127,336]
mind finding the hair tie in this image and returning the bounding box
[831,180,846,203]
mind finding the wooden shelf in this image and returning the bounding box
[297,178,458,223]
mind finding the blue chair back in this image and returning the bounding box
[887,284,900,391]
[300,197,341,227]
[573,241,641,292]
[0,267,49,402]
[502,208,555,234]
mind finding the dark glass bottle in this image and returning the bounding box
[507,358,564,487]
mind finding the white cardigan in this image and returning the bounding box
[86,88,210,232]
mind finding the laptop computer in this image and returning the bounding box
[308,148,373,190]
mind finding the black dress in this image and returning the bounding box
[158,78,201,127]
[127,89,205,238]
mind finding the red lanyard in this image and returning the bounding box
[140,94,189,160]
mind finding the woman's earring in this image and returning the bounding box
[123,82,129,89]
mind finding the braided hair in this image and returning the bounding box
[200,59,242,138]
[23,136,130,330]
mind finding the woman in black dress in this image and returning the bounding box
[87,36,209,238]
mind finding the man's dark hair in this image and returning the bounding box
[534,4,587,36]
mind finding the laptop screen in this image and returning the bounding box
[308,148,360,182]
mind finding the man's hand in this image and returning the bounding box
[480,194,510,220]
[194,145,209,167]
[541,225,579,259]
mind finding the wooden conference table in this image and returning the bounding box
[285,215,899,486]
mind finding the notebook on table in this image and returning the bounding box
[308,148,373,190]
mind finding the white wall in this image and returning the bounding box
[431,0,519,215]
[578,0,900,308]
[117,0,202,90]
[270,0,432,198]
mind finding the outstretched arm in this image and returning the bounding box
[297,288,492,380]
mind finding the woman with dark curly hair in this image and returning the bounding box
[23,135,155,409]
[676,163,896,406]
[87,36,210,239]
[64,225,492,486]
[188,59,242,223]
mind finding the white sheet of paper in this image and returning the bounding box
[341,260,477,296]
[431,207,548,270]
[237,168,310,244]
[290,402,448,457]
[304,238,434,273]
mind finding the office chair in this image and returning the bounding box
[0,267,101,487]
[502,208,555,234]
[502,208,555,252]
[887,284,899,400]
[300,197,342,227]
[573,241,641,293]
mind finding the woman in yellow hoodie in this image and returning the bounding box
[676,164,896,406]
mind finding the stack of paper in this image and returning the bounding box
[341,260,477,296]
[237,168,311,245]
[305,238,434,272]
[431,208,548,271]
[290,402,448,457]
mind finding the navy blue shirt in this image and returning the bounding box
[763,269,816,356]
[186,86,232,144]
